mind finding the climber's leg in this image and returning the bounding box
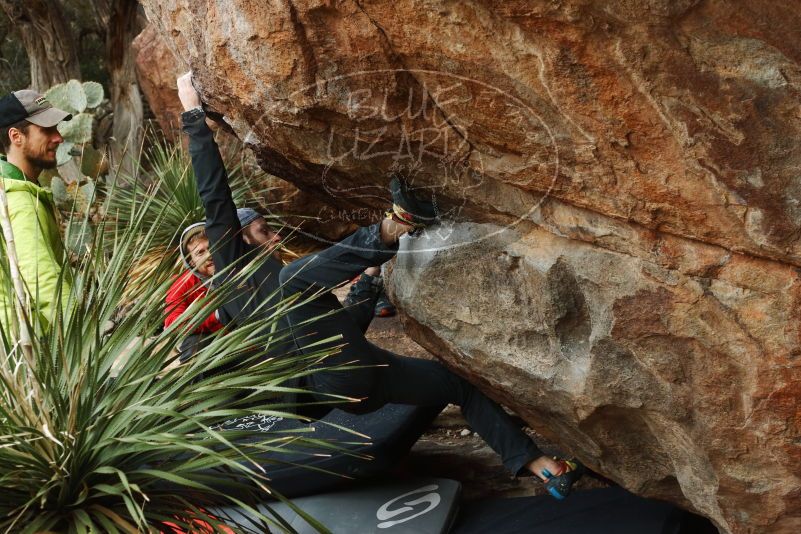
[364,343,546,477]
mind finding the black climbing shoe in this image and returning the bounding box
[388,174,439,228]
[344,273,382,310]
[543,459,585,500]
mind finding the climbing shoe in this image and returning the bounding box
[374,291,396,317]
[388,174,439,228]
[542,459,585,500]
[343,273,382,309]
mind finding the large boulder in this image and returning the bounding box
[389,219,801,534]
[140,1,801,532]
[132,24,186,138]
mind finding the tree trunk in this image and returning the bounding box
[0,0,80,91]
[93,0,144,181]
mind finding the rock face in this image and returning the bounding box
[132,24,186,137]
[389,221,801,533]
[133,23,357,242]
[140,1,801,532]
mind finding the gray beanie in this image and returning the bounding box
[179,222,206,269]
[178,222,211,283]
[179,209,263,282]
[237,208,262,227]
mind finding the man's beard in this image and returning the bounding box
[24,147,58,170]
[27,155,58,170]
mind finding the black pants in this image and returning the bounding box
[279,223,543,476]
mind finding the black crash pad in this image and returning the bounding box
[213,477,462,534]
[451,486,707,534]
[211,480,713,534]
[217,404,443,498]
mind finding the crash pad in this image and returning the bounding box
[451,486,715,534]
[213,477,461,534]
[217,403,443,497]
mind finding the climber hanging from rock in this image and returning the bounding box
[175,71,584,497]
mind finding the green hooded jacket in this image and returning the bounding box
[0,154,71,333]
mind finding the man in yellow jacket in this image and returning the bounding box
[0,89,72,332]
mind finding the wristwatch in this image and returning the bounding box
[181,106,205,121]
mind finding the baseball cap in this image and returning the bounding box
[0,90,72,129]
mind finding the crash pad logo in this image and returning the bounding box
[216,414,283,433]
[375,483,441,529]
[247,68,562,253]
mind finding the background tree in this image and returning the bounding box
[0,13,30,94]
[0,0,80,91]
[91,0,144,178]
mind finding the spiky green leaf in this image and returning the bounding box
[0,138,341,533]
[105,135,277,253]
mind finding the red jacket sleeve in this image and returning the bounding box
[165,271,223,333]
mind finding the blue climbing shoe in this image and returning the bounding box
[542,459,585,500]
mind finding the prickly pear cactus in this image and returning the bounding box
[45,81,104,166]
[51,178,96,213]
[44,80,106,218]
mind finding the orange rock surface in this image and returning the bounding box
[140,2,801,531]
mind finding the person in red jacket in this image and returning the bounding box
[165,209,281,362]
[165,222,222,362]
[165,222,220,320]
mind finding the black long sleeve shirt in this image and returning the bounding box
[181,109,286,334]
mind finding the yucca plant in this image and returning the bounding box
[106,135,277,253]
[0,180,356,532]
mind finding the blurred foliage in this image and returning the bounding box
[0,12,29,94]
[64,0,110,88]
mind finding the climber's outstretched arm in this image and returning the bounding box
[177,72,248,324]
